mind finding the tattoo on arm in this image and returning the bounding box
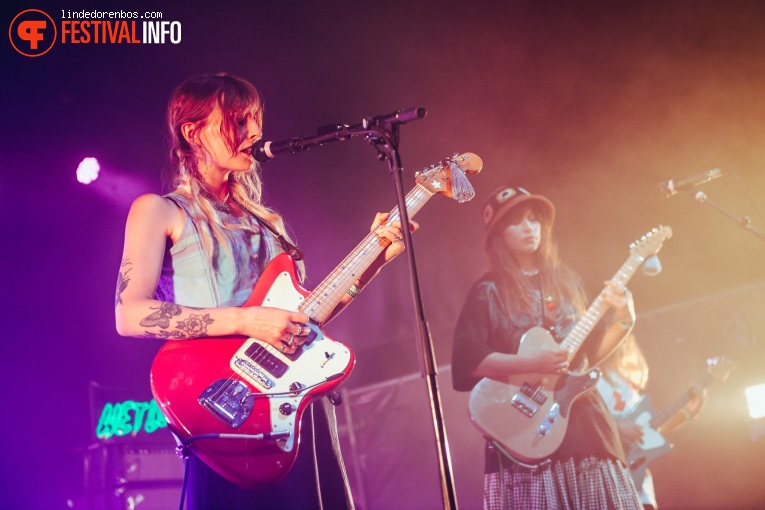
[140,302,214,339]
[115,259,133,307]
[140,302,182,328]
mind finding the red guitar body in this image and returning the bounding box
[150,254,355,488]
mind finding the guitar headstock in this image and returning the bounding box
[706,356,736,384]
[416,152,483,203]
[629,225,673,262]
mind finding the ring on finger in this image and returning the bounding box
[279,344,286,353]
[287,334,295,347]
[393,236,403,244]
[296,325,303,336]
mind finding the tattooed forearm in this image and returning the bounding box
[140,302,183,328]
[140,303,214,339]
[115,259,133,307]
[143,330,189,339]
[176,313,215,336]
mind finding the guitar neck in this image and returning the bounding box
[649,373,714,429]
[299,184,434,323]
[561,253,644,356]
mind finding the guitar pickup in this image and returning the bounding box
[244,343,289,377]
[520,382,548,405]
[511,394,538,417]
[234,358,275,389]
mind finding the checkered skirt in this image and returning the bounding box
[484,455,642,510]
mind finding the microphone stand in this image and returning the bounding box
[695,192,765,242]
[360,119,459,510]
[254,111,459,509]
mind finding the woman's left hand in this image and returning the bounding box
[686,384,708,418]
[370,212,418,265]
[603,280,636,325]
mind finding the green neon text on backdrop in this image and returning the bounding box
[95,399,167,439]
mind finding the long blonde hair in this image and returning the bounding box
[166,73,294,267]
[600,333,649,392]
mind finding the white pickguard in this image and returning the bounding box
[230,271,352,452]
[633,411,667,451]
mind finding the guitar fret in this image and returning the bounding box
[299,186,433,323]
[565,265,632,353]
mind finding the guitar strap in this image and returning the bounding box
[235,200,305,261]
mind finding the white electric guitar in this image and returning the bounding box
[626,356,735,488]
[468,226,672,464]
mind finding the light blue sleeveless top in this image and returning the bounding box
[154,193,281,308]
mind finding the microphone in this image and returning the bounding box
[657,168,723,197]
[247,139,279,163]
[245,106,427,163]
[366,106,427,126]
[246,132,340,163]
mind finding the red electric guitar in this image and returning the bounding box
[468,225,673,464]
[150,153,482,488]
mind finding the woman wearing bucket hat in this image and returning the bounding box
[452,186,641,509]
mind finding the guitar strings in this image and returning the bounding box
[207,179,437,415]
[301,187,428,320]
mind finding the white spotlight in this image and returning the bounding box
[76,157,100,184]
[746,383,765,420]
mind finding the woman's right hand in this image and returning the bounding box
[239,306,311,354]
[521,347,571,374]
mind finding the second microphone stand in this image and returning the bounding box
[695,191,765,242]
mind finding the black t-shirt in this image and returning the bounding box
[451,272,625,472]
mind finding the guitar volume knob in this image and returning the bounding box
[279,403,294,416]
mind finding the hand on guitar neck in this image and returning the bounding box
[657,384,707,435]
[624,356,733,489]
[617,384,706,449]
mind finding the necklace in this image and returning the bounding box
[210,193,230,213]
[201,186,231,213]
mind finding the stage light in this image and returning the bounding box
[745,383,765,419]
[76,157,100,184]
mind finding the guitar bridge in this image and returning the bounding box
[199,379,255,428]
[511,394,538,417]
